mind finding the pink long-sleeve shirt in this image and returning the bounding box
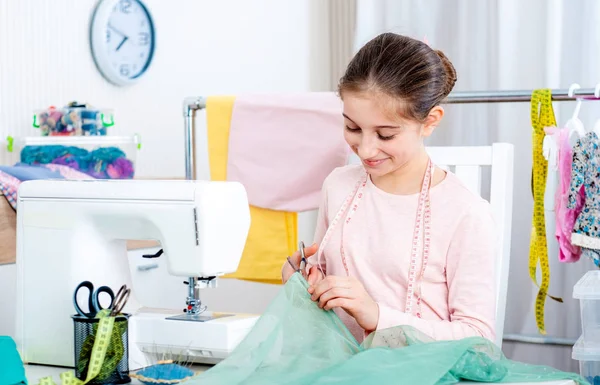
[308,164,497,343]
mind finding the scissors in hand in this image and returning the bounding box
[286,241,308,279]
[73,281,116,318]
[299,241,307,274]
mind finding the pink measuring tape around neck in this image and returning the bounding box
[314,159,434,318]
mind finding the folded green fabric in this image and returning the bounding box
[0,336,27,385]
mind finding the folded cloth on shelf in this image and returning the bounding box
[226,93,350,212]
[0,164,93,210]
[0,171,21,209]
[206,95,297,284]
[0,163,63,181]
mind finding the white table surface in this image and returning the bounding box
[24,364,577,384]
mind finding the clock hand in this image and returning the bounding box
[108,23,127,38]
[116,36,128,51]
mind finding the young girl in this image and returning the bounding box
[281,33,496,344]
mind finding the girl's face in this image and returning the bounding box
[342,92,442,178]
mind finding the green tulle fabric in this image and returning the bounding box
[188,273,587,385]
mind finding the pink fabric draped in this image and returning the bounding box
[226,93,350,212]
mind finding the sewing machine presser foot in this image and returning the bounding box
[165,276,234,323]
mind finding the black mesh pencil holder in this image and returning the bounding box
[72,314,131,385]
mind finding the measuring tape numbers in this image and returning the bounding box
[529,89,563,335]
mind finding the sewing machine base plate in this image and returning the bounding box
[130,309,259,369]
[165,313,234,322]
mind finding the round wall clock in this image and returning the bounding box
[90,0,156,86]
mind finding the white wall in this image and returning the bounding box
[0,0,327,177]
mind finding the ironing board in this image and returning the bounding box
[23,364,576,384]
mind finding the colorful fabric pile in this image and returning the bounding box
[20,145,134,179]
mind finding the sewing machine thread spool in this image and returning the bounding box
[72,314,131,384]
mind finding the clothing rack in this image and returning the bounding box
[182,87,598,347]
[445,88,600,104]
[182,88,600,179]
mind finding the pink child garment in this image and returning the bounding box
[226,93,350,212]
[555,126,583,262]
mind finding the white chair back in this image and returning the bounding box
[427,143,514,348]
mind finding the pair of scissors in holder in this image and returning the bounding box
[109,284,131,317]
[73,281,115,318]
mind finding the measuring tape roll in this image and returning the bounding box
[37,309,122,385]
[529,89,563,335]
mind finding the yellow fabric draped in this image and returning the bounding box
[206,96,297,285]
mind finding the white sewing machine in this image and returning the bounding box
[14,179,258,370]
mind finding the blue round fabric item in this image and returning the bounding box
[133,363,195,384]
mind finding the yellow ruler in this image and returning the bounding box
[529,89,563,335]
[37,309,116,385]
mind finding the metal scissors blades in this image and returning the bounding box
[110,284,131,317]
[299,241,307,273]
[287,241,308,278]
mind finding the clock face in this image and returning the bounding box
[90,0,155,86]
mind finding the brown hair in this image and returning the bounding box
[338,33,457,122]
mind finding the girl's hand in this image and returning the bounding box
[306,265,324,286]
[281,243,319,284]
[309,276,379,332]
